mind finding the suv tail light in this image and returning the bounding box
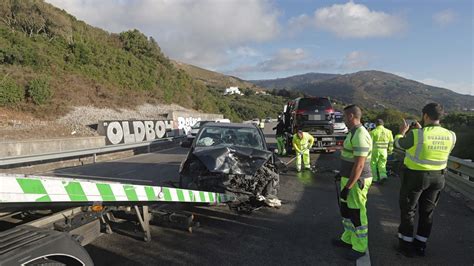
[295,109,305,115]
[324,108,334,120]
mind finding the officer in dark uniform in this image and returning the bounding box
[394,103,456,257]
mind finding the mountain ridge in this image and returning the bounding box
[249,70,473,114]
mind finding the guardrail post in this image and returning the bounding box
[93,153,97,163]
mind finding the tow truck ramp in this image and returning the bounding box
[0,174,234,266]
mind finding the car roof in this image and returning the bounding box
[296,96,329,100]
[203,122,258,128]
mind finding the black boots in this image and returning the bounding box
[398,239,415,258]
[398,239,427,257]
[413,239,426,256]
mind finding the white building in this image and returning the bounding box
[224,86,242,95]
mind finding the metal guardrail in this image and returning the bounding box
[446,156,474,201]
[1,137,472,201]
[0,136,184,167]
[394,148,474,201]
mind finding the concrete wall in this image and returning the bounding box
[0,136,105,157]
[168,111,224,135]
[0,111,223,159]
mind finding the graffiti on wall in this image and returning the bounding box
[99,115,210,145]
[100,120,174,145]
[177,116,201,135]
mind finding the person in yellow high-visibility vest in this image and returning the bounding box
[292,129,314,172]
[331,104,373,261]
[370,119,394,183]
[395,103,456,257]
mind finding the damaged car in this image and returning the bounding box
[179,123,281,213]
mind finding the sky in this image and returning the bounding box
[45,0,473,95]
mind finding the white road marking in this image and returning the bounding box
[356,247,371,266]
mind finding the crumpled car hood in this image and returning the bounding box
[192,146,272,175]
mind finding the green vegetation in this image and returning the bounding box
[0,0,217,113]
[208,88,287,122]
[442,113,474,159]
[252,71,474,114]
[362,108,473,159]
[0,75,24,106]
[27,76,51,105]
[0,0,288,121]
[173,61,258,89]
[363,108,418,133]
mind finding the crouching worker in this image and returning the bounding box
[292,129,314,172]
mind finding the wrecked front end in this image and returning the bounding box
[179,146,280,213]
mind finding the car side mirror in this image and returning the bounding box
[181,140,192,148]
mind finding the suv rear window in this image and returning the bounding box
[297,98,331,110]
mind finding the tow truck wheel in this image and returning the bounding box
[27,256,83,266]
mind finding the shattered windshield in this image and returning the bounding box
[196,126,264,150]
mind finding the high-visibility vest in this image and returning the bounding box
[370,125,394,152]
[292,132,314,152]
[403,126,456,171]
[340,124,372,178]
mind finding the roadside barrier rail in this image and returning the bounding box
[0,136,184,167]
[394,148,474,201]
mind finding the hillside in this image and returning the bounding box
[0,0,218,117]
[250,71,474,114]
[250,72,338,90]
[173,61,259,90]
[0,0,287,125]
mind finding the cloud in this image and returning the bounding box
[45,0,280,68]
[289,1,406,38]
[229,48,373,77]
[418,78,473,95]
[287,14,312,34]
[230,46,261,58]
[227,48,337,75]
[433,9,457,26]
[341,51,369,69]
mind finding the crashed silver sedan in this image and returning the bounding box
[179,122,281,212]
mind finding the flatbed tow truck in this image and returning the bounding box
[0,174,233,265]
[281,101,345,154]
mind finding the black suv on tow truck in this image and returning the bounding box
[289,97,335,135]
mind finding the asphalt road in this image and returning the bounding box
[50,122,473,265]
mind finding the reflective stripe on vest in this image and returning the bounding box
[404,127,455,171]
[340,125,372,178]
[293,132,314,150]
[374,142,389,148]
